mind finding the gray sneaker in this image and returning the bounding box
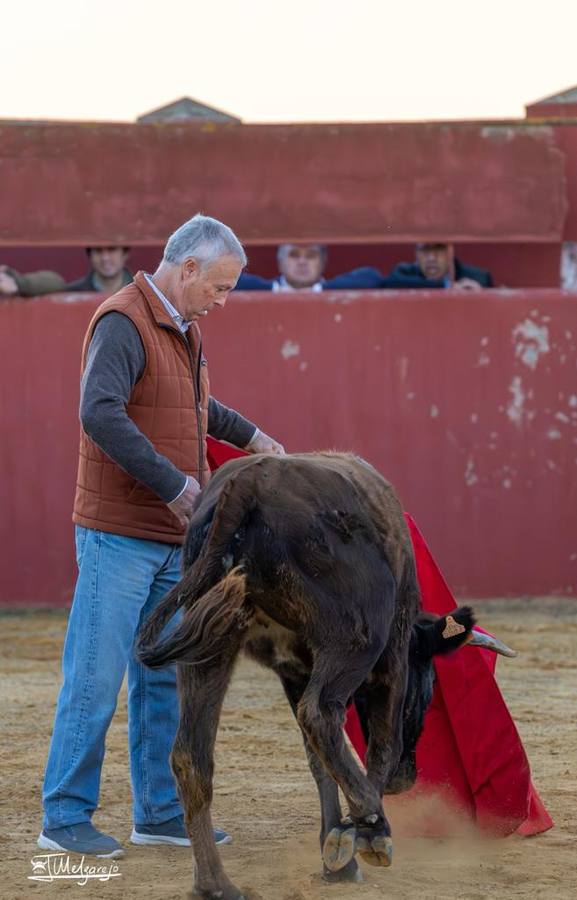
[131,815,231,847]
[38,823,124,858]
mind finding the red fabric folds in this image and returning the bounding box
[206,437,552,837]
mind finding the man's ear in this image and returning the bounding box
[182,257,201,281]
[412,606,476,660]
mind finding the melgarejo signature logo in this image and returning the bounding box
[29,852,121,885]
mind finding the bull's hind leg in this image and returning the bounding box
[296,647,393,872]
[171,656,243,900]
[279,671,362,884]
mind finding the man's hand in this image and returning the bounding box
[167,477,201,528]
[454,277,482,291]
[0,271,18,296]
[245,429,285,455]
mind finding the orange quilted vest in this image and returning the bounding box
[73,271,210,543]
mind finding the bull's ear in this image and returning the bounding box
[412,606,476,660]
[435,607,476,655]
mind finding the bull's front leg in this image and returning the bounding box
[363,662,409,795]
[279,671,362,884]
[172,661,243,900]
[296,647,393,874]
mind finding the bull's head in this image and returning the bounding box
[384,606,517,794]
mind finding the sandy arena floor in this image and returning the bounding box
[0,597,576,900]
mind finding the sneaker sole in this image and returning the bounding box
[37,833,124,859]
[130,829,190,847]
[130,829,232,847]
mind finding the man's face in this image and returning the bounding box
[416,243,453,281]
[179,254,242,321]
[278,245,326,289]
[89,247,129,279]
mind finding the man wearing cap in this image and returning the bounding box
[39,214,284,858]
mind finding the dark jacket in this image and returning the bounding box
[235,268,434,291]
[387,259,494,289]
[235,272,275,291]
[66,267,133,292]
[236,260,493,292]
[324,267,448,290]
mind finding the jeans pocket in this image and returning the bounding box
[74,526,88,568]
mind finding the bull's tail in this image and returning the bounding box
[136,568,249,668]
[136,470,257,668]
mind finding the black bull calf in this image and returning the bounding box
[137,452,513,900]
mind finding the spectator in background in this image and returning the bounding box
[560,241,577,291]
[0,266,65,297]
[67,246,133,292]
[274,243,327,291]
[389,242,493,289]
[0,246,132,298]
[236,241,494,292]
[236,243,327,291]
[328,242,494,290]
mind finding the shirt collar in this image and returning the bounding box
[144,273,192,333]
[272,276,324,293]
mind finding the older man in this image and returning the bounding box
[39,214,283,859]
[236,243,327,291]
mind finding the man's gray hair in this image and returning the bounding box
[164,214,247,268]
[276,243,328,264]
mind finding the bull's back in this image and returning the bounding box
[187,452,416,620]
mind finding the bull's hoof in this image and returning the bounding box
[355,832,393,868]
[322,860,363,883]
[322,825,356,872]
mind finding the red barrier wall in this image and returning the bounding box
[0,121,567,244]
[0,290,575,606]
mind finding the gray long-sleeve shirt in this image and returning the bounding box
[80,312,257,502]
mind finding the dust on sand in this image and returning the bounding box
[0,597,575,900]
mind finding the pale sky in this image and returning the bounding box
[3,0,577,124]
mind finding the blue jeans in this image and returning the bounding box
[42,526,184,830]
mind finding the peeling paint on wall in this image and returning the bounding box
[281,340,300,360]
[512,319,550,370]
[464,457,478,486]
[430,404,439,418]
[507,376,526,427]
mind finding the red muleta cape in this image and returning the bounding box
[206,437,552,837]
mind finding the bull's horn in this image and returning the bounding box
[468,630,517,658]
